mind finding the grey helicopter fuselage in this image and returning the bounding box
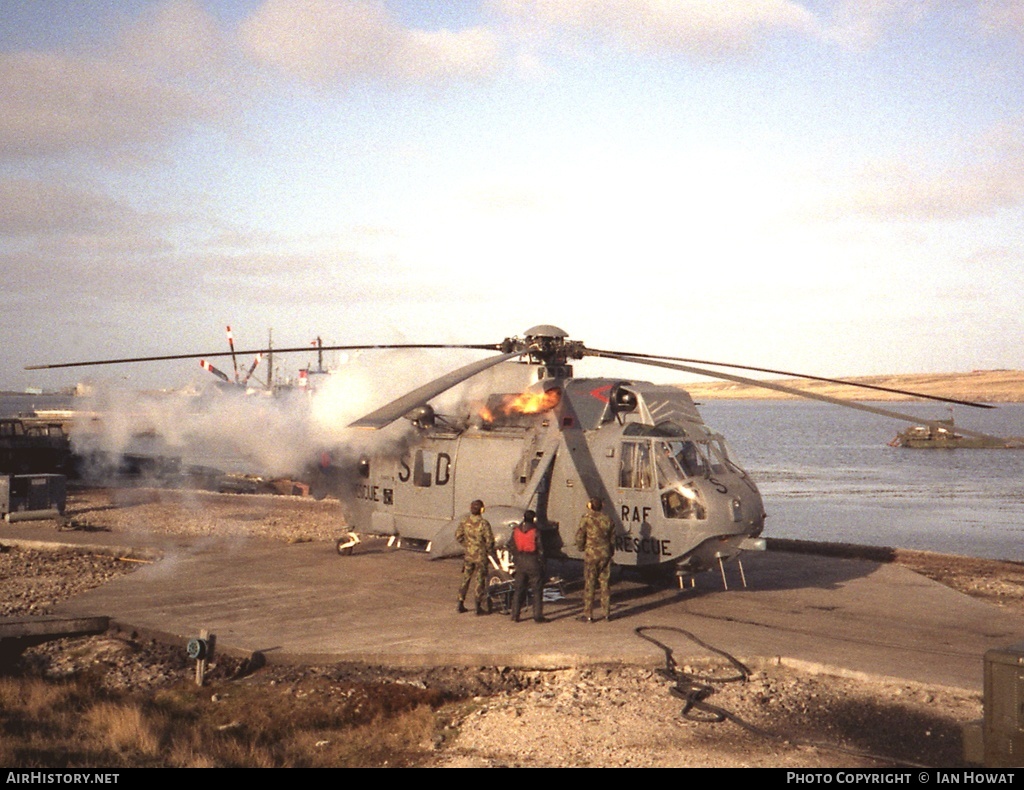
[27,323,994,578]
[341,360,766,575]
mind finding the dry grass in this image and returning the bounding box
[0,673,446,768]
[83,702,164,758]
[681,369,1024,403]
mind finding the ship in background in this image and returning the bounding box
[199,328,334,396]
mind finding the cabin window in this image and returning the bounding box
[619,441,654,489]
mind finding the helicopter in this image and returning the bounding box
[27,324,1001,583]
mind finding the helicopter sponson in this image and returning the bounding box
[329,374,767,576]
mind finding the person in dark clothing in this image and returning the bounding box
[509,510,547,623]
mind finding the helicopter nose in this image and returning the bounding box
[730,492,766,536]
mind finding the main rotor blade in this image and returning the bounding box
[25,343,500,371]
[586,348,993,410]
[592,351,1009,443]
[348,350,524,430]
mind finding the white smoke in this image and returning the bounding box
[69,348,507,481]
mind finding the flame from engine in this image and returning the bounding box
[479,388,561,423]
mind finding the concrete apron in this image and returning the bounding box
[24,530,1018,691]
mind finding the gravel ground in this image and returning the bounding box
[2,486,1013,768]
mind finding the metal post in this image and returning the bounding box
[195,628,209,686]
[189,629,215,687]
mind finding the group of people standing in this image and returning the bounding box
[455,497,616,624]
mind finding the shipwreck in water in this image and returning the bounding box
[890,418,1024,449]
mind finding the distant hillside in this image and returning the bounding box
[679,369,1024,404]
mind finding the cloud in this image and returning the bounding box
[0,1,234,159]
[494,0,820,57]
[823,0,932,48]
[118,0,230,76]
[0,178,130,236]
[832,125,1024,221]
[237,0,503,84]
[823,1,1024,49]
[843,163,1018,220]
[0,172,197,269]
[0,51,212,157]
[978,0,1024,38]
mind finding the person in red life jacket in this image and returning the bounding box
[509,509,547,623]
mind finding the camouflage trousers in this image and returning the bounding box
[458,560,489,608]
[582,557,612,618]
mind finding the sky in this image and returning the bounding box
[4,0,1024,394]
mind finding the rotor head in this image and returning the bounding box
[500,325,585,368]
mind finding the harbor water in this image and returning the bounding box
[0,392,76,417]
[701,400,1024,563]
[5,393,1023,563]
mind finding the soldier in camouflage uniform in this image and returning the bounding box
[456,499,496,615]
[575,496,616,622]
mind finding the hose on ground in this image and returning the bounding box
[634,625,930,768]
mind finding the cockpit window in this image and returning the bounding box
[655,440,707,482]
[623,421,687,438]
[661,485,707,520]
[707,435,745,476]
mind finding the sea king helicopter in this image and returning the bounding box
[27,325,1000,584]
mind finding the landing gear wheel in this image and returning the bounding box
[336,532,359,555]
